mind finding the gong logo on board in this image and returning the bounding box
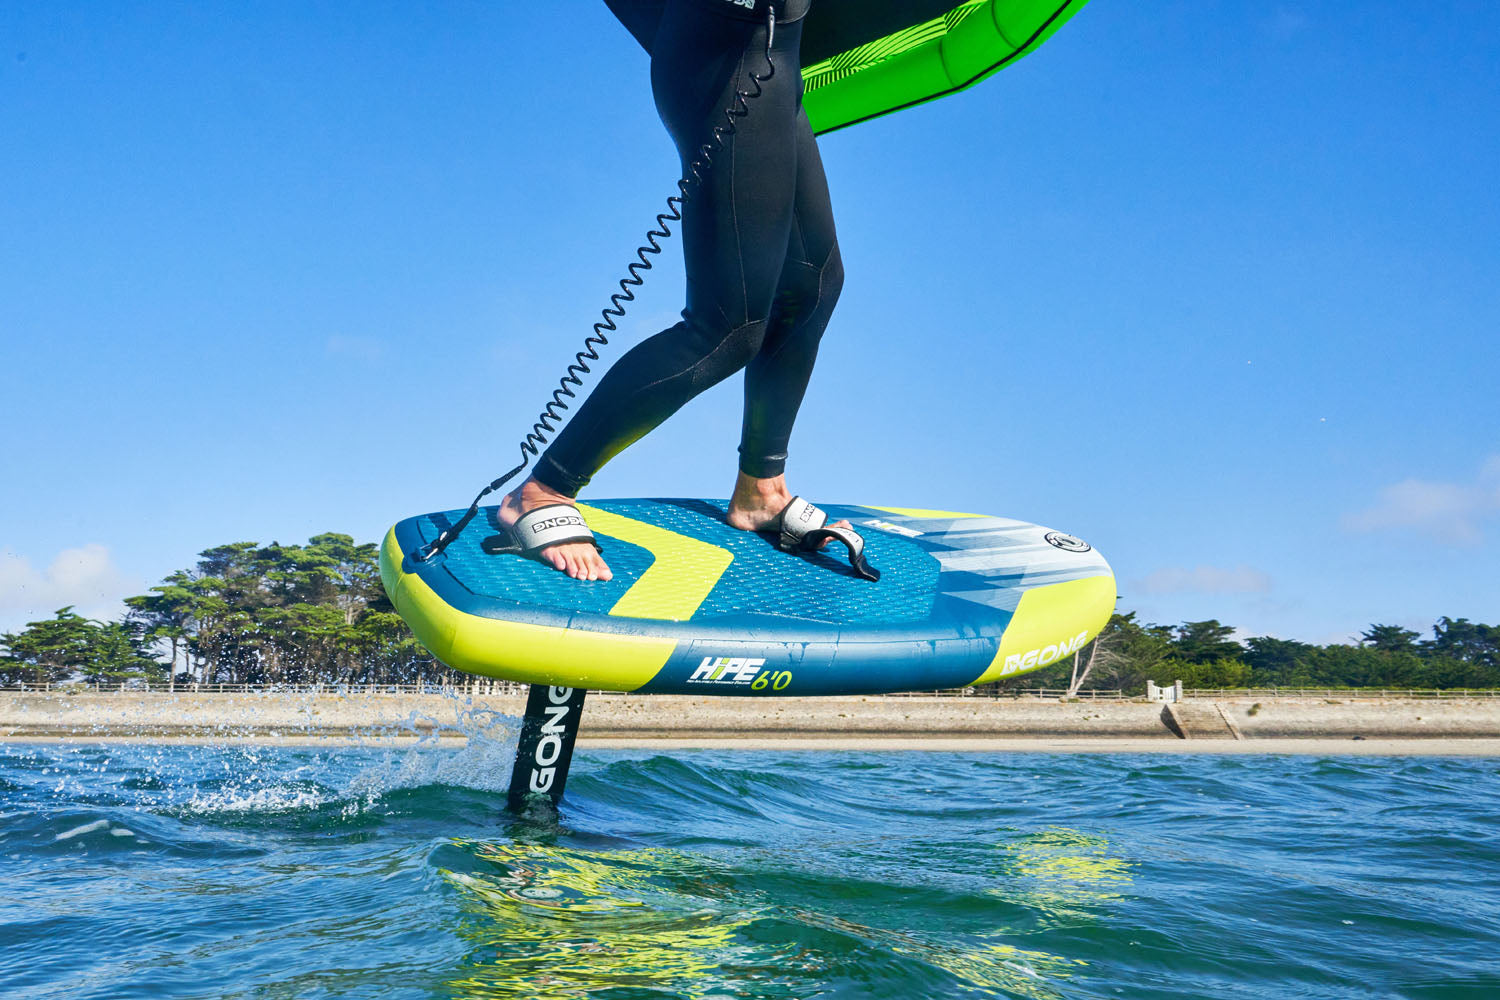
[999,631,1090,675]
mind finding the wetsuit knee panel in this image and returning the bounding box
[687,317,769,390]
[770,241,843,344]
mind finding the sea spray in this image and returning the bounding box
[175,689,526,815]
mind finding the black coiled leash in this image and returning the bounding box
[414,10,779,563]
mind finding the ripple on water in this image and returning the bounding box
[1,716,1499,999]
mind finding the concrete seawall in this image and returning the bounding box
[5,691,1500,749]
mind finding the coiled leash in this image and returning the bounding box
[414,9,780,564]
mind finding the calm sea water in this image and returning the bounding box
[2,719,1498,999]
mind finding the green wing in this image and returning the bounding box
[800,0,1089,135]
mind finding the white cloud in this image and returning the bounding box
[1342,456,1500,547]
[1133,564,1273,596]
[0,545,140,632]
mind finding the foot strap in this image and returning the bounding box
[774,496,826,551]
[774,497,880,582]
[482,504,602,558]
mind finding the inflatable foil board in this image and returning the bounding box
[380,500,1115,696]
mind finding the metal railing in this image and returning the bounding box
[0,680,1098,698]
[871,687,1130,700]
[1181,687,1500,700]
[3,681,1498,700]
[0,681,1122,698]
[0,680,531,696]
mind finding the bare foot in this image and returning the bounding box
[725,471,850,548]
[498,477,613,581]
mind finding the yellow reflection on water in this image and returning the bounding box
[441,841,754,1000]
[991,826,1134,925]
[439,836,1107,1000]
[787,910,1086,1000]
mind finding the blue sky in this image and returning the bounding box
[2,2,1497,643]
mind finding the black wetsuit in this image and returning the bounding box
[533,0,841,497]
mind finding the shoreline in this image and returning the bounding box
[5,690,1500,754]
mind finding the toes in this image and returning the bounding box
[542,542,612,582]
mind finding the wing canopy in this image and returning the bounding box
[800,0,1088,135]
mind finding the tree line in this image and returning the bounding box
[0,534,442,686]
[1024,613,1500,693]
[2,533,1497,691]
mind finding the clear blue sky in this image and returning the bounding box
[2,2,1497,643]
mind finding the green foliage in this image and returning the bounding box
[1171,620,1242,664]
[1427,617,1500,667]
[136,533,435,684]
[1002,610,1500,694]
[1,608,93,684]
[1244,636,1316,676]
[5,534,444,687]
[1361,624,1420,653]
[1,608,160,684]
[1105,613,1175,677]
[1161,656,1253,689]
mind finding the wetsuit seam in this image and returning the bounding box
[731,48,748,327]
[791,199,810,266]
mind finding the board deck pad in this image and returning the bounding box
[381,500,1115,696]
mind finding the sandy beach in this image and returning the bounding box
[4,689,1500,754]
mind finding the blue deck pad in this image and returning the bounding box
[636,500,939,626]
[410,506,655,620]
[399,500,955,641]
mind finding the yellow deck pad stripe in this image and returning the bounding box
[869,505,985,519]
[575,503,734,621]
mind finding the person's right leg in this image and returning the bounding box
[729,103,844,532]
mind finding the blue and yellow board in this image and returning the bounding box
[380,500,1115,696]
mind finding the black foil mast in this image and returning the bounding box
[506,685,588,813]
